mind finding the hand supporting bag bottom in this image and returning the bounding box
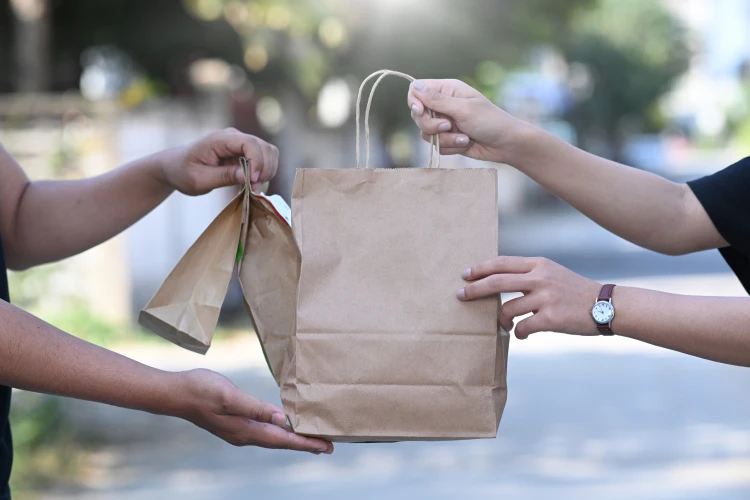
[280,70,508,442]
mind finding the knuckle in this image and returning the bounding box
[537,288,553,302]
[184,174,200,193]
[534,257,550,268]
[213,385,234,415]
[249,403,267,422]
[222,168,234,185]
[492,256,508,269]
[487,274,504,289]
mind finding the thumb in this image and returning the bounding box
[411,80,463,117]
[200,165,244,190]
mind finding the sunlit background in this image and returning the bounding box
[1,0,749,498]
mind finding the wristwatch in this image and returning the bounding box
[590,284,616,336]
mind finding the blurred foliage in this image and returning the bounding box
[6,266,61,312]
[40,303,148,347]
[9,394,85,496]
[9,267,150,347]
[564,0,690,158]
[187,0,596,130]
[34,0,596,126]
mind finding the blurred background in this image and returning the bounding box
[1,0,750,498]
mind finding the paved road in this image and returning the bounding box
[44,350,750,500]
[41,211,750,500]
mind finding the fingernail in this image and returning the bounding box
[438,122,451,132]
[252,169,260,182]
[413,80,426,91]
[317,446,329,453]
[461,268,472,279]
[456,288,466,300]
[235,167,244,184]
[411,104,420,115]
[456,135,469,146]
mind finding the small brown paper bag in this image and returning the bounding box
[138,158,294,374]
[137,193,243,354]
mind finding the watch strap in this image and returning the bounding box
[598,283,615,302]
[597,323,614,336]
[596,284,616,336]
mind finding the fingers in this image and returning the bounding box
[252,141,278,192]
[463,256,537,281]
[421,132,471,150]
[410,106,453,134]
[196,165,244,189]
[513,313,548,340]
[205,128,280,191]
[408,80,464,118]
[245,420,334,454]
[223,389,285,425]
[499,294,541,331]
[216,389,333,454]
[214,414,333,454]
[457,273,535,300]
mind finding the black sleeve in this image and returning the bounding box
[688,157,750,293]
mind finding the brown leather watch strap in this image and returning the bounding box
[596,284,616,336]
[597,323,614,335]
[598,283,615,302]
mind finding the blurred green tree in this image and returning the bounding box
[8,1,595,118]
[563,0,690,160]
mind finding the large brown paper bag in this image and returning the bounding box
[280,70,508,442]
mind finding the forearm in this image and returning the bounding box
[8,149,178,269]
[613,286,750,366]
[507,126,724,254]
[0,300,182,416]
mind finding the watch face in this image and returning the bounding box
[591,301,615,324]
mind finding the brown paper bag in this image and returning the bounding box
[138,158,293,365]
[137,193,243,354]
[280,70,508,441]
[238,193,299,384]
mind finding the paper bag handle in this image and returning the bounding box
[355,69,441,169]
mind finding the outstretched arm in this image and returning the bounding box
[408,79,726,255]
[0,300,332,453]
[0,129,278,270]
[458,256,750,367]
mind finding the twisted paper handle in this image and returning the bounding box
[355,70,441,169]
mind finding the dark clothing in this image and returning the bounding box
[688,157,750,294]
[0,233,12,500]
